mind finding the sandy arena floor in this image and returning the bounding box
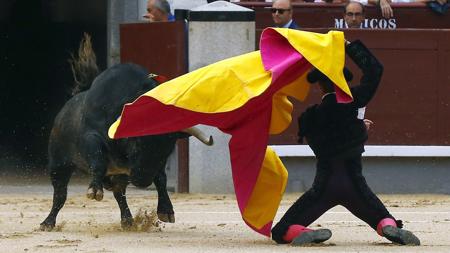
[0,180,449,253]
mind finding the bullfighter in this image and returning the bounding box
[270,40,421,246]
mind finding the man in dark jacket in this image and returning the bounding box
[271,0,300,29]
[271,40,421,246]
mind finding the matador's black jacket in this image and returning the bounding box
[298,40,383,160]
[272,40,402,244]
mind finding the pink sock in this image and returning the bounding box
[282,225,312,242]
[377,218,397,236]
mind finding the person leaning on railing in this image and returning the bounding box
[360,0,448,19]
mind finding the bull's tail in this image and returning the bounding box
[69,33,99,95]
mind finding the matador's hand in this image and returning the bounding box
[363,119,374,131]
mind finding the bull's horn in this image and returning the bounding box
[182,127,214,146]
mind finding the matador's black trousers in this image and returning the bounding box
[272,154,398,244]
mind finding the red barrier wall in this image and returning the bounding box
[120,22,187,79]
[120,21,190,192]
[268,29,450,146]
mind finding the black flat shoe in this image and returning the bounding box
[291,229,332,246]
[382,225,421,246]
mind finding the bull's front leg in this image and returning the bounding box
[82,133,108,201]
[113,188,133,229]
[106,175,133,229]
[153,167,175,223]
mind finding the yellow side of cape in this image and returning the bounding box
[147,51,270,113]
[137,29,350,115]
[272,28,352,99]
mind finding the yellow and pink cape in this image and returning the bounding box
[109,28,353,237]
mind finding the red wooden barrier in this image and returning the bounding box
[268,29,450,146]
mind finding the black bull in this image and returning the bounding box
[40,62,213,231]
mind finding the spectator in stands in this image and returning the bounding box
[271,0,300,29]
[356,0,393,19]
[426,0,448,15]
[344,1,366,28]
[366,0,447,19]
[366,0,444,19]
[143,0,175,22]
[372,0,393,18]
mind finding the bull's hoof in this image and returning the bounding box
[158,213,175,223]
[40,221,55,231]
[87,187,104,201]
[121,217,134,230]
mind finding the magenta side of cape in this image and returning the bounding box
[261,28,352,104]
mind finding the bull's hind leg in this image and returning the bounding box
[40,163,74,231]
[154,168,175,223]
[81,133,108,201]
